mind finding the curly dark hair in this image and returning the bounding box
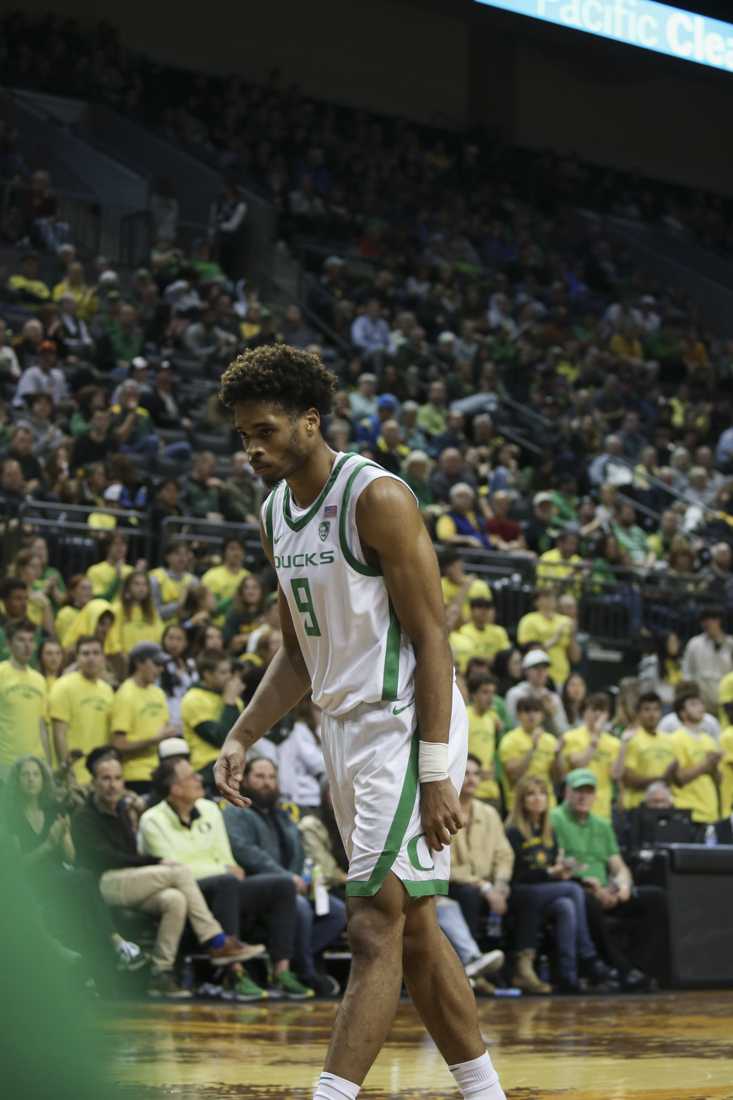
[219,345,337,415]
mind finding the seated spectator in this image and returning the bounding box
[149,541,198,623]
[108,571,164,656]
[223,576,266,654]
[140,362,193,436]
[436,483,493,551]
[612,502,653,568]
[57,295,95,362]
[682,608,733,714]
[299,779,349,894]
[201,539,250,623]
[465,675,501,806]
[277,697,326,817]
[374,419,409,475]
[524,493,561,556]
[348,373,378,421]
[180,650,243,787]
[97,303,144,369]
[536,529,584,593]
[72,747,255,998]
[0,456,29,516]
[507,775,613,994]
[449,755,514,938]
[439,550,493,628]
[4,424,44,490]
[3,753,145,973]
[484,491,527,553]
[52,261,97,321]
[499,696,562,810]
[183,451,225,518]
[518,589,579,691]
[0,319,21,390]
[0,619,50,775]
[70,408,115,472]
[617,692,678,810]
[7,251,50,303]
[222,454,263,524]
[49,636,114,783]
[350,300,389,359]
[551,770,668,989]
[139,756,311,1000]
[561,693,620,820]
[280,305,315,349]
[451,597,509,673]
[418,380,449,441]
[17,392,64,459]
[505,649,569,735]
[14,340,68,409]
[183,307,237,364]
[429,446,476,504]
[402,450,434,512]
[110,380,159,460]
[111,642,177,792]
[224,756,346,996]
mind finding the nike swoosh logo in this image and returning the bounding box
[392,700,414,716]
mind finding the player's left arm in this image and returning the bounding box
[356,477,464,853]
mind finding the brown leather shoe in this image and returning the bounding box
[208,936,266,965]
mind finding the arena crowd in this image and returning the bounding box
[1,9,733,1003]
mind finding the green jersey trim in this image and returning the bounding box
[264,484,278,545]
[282,454,350,532]
[382,604,401,701]
[344,733,418,898]
[402,880,449,898]
[338,460,382,577]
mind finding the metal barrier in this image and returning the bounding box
[160,517,263,567]
[4,503,153,578]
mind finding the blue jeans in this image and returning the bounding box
[436,897,482,966]
[293,892,347,979]
[511,881,596,982]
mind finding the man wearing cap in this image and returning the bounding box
[13,340,68,408]
[111,642,178,793]
[505,649,569,735]
[683,608,733,714]
[451,597,509,673]
[518,589,579,690]
[361,393,399,446]
[499,696,562,811]
[524,493,561,556]
[551,770,668,990]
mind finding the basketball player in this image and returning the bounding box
[214,346,505,1100]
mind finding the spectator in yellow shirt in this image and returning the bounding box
[466,675,501,805]
[0,620,50,774]
[180,651,244,786]
[111,642,177,791]
[617,692,678,810]
[439,549,493,627]
[518,588,579,689]
[49,636,114,782]
[720,725,733,818]
[108,571,164,658]
[536,529,584,593]
[499,697,561,811]
[450,597,509,674]
[561,693,620,820]
[201,538,250,624]
[86,532,133,601]
[666,687,723,825]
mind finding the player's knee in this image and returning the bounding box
[348,908,399,964]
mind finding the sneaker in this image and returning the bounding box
[223,973,268,1003]
[582,957,616,987]
[621,968,655,993]
[115,939,149,972]
[301,972,341,997]
[208,936,266,966]
[472,976,497,996]
[271,969,315,1000]
[147,970,193,999]
[465,949,505,980]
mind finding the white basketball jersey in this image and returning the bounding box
[263,452,416,717]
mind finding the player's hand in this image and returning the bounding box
[420,778,464,853]
[214,740,251,808]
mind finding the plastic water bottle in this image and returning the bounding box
[302,857,314,887]
[705,825,717,847]
[312,863,330,916]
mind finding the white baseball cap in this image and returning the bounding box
[158,737,190,760]
[522,649,551,671]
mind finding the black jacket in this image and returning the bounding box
[72,794,160,878]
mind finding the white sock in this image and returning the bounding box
[449,1052,505,1099]
[313,1072,360,1099]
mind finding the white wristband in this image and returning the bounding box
[419,741,450,783]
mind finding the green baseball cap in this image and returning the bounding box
[566,768,597,790]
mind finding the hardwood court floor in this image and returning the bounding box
[108,991,733,1100]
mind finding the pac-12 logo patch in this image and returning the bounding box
[319,521,330,541]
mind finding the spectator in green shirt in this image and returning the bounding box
[612,502,654,567]
[551,769,668,990]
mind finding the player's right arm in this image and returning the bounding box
[214,518,311,807]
